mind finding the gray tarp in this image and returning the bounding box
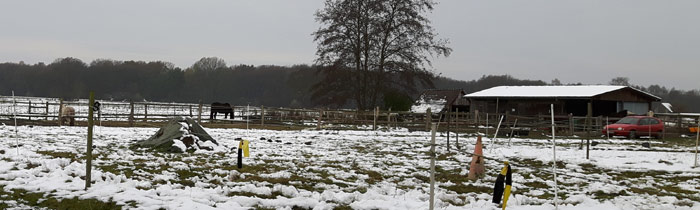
[136,117,217,149]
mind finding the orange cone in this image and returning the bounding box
[468,136,486,180]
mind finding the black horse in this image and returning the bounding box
[210,102,233,119]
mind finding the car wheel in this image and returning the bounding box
[629,131,636,139]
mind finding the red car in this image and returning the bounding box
[602,116,664,138]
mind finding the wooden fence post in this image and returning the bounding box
[129,101,134,127]
[317,108,323,130]
[373,106,378,130]
[45,101,49,120]
[447,108,451,152]
[198,100,203,124]
[662,117,666,140]
[28,100,31,121]
[85,92,95,190]
[58,99,64,126]
[586,102,592,159]
[386,107,391,128]
[456,108,459,149]
[143,104,148,122]
[677,113,682,136]
[189,105,193,117]
[261,105,265,127]
[425,108,432,131]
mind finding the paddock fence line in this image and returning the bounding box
[1,95,697,138]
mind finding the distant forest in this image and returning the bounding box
[1,57,698,112]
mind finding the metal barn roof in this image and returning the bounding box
[464,85,661,100]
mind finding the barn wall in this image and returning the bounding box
[467,87,658,117]
[470,98,568,115]
[595,88,656,102]
[470,98,653,117]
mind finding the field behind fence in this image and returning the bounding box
[1,95,698,139]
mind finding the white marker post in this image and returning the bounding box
[12,91,19,156]
[550,104,559,209]
[429,123,436,210]
[486,113,489,137]
[695,116,699,168]
[492,115,504,146]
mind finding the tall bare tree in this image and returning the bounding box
[312,0,451,110]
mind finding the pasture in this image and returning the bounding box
[0,124,698,210]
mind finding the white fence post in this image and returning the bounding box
[429,123,436,210]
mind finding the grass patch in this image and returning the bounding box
[0,186,123,210]
[445,183,492,194]
[36,150,78,162]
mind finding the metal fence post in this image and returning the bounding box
[85,92,95,190]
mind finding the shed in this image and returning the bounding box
[464,85,661,116]
[411,89,468,113]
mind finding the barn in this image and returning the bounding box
[464,85,661,117]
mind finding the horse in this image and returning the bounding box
[210,102,233,119]
[59,105,76,126]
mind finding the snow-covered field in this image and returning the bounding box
[0,124,699,210]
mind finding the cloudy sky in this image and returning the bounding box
[1,0,698,90]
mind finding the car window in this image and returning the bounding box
[638,118,650,125]
[616,117,638,124]
[648,119,659,125]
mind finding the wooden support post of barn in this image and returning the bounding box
[569,114,574,136]
[58,99,64,126]
[129,101,134,127]
[261,105,265,127]
[197,100,203,124]
[425,108,432,132]
[85,92,95,190]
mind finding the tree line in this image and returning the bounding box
[1,58,699,112]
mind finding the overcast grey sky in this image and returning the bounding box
[1,1,698,90]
